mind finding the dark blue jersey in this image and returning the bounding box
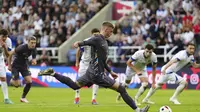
[78,34,111,74]
[13,44,36,66]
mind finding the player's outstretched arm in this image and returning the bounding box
[162,59,178,74]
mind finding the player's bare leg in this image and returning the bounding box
[112,82,150,112]
[170,80,188,105]
[134,77,148,106]
[142,83,162,104]
[0,77,13,104]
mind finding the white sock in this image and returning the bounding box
[144,84,161,100]
[135,85,147,99]
[171,83,185,99]
[135,107,140,112]
[75,89,80,98]
[1,81,9,99]
[92,84,99,100]
[117,93,121,98]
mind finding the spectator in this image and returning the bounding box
[182,0,193,12]
[22,1,32,15]
[156,4,167,19]
[9,1,18,14]
[121,21,132,35]
[33,15,43,30]
[143,37,155,48]
[40,30,49,48]
[57,27,65,42]
[158,20,166,33]
[156,32,167,46]
[16,0,24,7]
[51,15,59,29]
[149,20,157,40]
[38,49,50,66]
[33,26,42,47]
[182,11,193,31]
[193,18,200,45]
[173,33,184,51]
[88,0,102,13]
[0,7,8,21]
[181,27,194,45]
[66,14,76,27]
[195,51,200,63]
[134,34,145,46]
[142,3,150,18]
[192,8,200,24]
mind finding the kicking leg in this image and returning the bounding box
[116,80,130,102]
[38,68,81,90]
[112,82,150,112]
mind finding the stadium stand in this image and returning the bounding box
[1,0,200,65]
[110,0,200,64]
[0,0,108,65]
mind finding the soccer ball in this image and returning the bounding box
[159,106,172,112]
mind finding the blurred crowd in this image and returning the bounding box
[1,0,200,65]
[0,0,108,48]
[0,0,108,66]
[111,0,200,62]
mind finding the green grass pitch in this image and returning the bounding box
[0,87,200,112]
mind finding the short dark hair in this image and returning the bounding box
[102,22,114,29]
[0,29,9,36]
[28,36,36,41]
[91,28,100,34]
[145,44,154,50]
[187,43,195,47]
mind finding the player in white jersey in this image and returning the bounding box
[116,44,157,106]
[0,29,13,104]
[74,28,100,105]
[142,43,200,105]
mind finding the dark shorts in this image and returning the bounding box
[11,65,31,80]
[77,69,115,88]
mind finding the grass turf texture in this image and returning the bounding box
[0,87,200,112]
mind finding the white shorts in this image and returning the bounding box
[157,67,184,84]
[0,59,6,77]
[125,67,148,81]
[78,60,89,77]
